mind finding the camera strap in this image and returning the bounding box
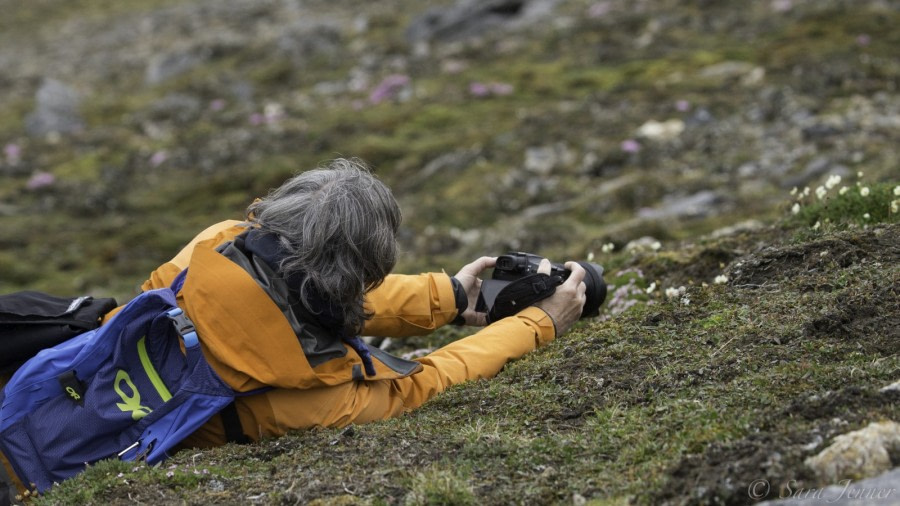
[479,274,563,324]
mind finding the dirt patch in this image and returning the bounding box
[803,276,900,352]
[656,387,899,505]
[728,224,899,287]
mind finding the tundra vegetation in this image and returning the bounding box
[0,0,896,504]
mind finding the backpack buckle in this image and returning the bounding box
[167,308,199,347]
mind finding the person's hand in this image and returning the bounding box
[453,256,497,326]
[534,259,586,336]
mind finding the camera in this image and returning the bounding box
[477,252,607,322]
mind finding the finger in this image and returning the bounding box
[537,258,551,275]
[458,256,497,277]
[563,261,586,287]
[576,281,587,297]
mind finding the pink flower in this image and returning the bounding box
[209,99,226,111]
[587,1,611,18]
[771,0,792,12]
[26,171,55,190]
[621,139,641,153]
[249,113,265,126]
[369,74,411,104]
[469,82,490,97]
[4,143,21,164]
[675,99,691,112]
[441,60,467,74]
[468,82,514,98]
[856,34,871,47]
[489,82,514,96]
[149,151,168,167]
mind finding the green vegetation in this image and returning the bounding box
[31,217,898,505]
[1,0,898,503]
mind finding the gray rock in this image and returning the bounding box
[145,47,211,85]
[229,81,255,103]
[406,0,559,44]
[708,220,765,239]
[783,157,851,189]
[524,144,574,175]
[276,23,342,66]
[880,380,900,393]
[759,468,900,506]
[698,61,757,81]
[24,79,84,137]
[638,191,723,220]
[804,421,900,484]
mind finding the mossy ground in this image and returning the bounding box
[1,0,898,301]
[1,0,898,504]
[29,219,898,505]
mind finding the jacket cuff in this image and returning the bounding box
[514,306,557,346]
[433,273,461,325]
[449,277,468,325]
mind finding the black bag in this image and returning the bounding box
[0,291,117,371]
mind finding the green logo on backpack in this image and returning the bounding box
[114,369,151,420]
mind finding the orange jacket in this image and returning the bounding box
[136,221,556,447]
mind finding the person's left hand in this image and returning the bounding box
[453,256,497,326]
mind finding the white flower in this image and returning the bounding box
[650,241,662,251]
[646,282,657,294]
[802,187,811,196]
[681,296,691,306]
[860,187,870,197]
[857,171,864,178]
[863,213,871,220]
[825,175,842,190]
[714,274,729,284]
[587,251,595,262]
[790,187,798,196]
[812,221,820,230]
[892,200,899,214]
[665,286,686,298]
[791,203,801,215]
[894,186,900,196]
[839,186,849,195]
[815,186,827,200]
[600,242,615,253]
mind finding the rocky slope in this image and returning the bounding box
[0,0,897,504]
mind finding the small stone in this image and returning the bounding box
[25,79,84,137]
[636,119,685,141]
[880,380,900,393]
[804,421,900,482]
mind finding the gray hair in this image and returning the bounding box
[246,158,401,334]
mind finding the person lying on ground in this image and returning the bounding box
[0,159,586,503]
[135,158,587,447]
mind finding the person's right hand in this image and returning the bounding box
[533,259,586,336]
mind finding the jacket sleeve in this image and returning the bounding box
[349,306,557,424]
[362,273,460,337]
[228,306,557,436]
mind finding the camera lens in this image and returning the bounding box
[576,261,607,318]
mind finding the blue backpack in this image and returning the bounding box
[0,271,247,492]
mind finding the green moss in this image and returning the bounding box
[404,465,477,506]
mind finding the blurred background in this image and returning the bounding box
[0,0,897,302]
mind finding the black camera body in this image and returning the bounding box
[477,252,607,323]
[494,252,573,281]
